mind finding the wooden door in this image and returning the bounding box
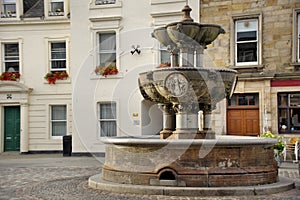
[4,106,20,152]
[227,109,259,136]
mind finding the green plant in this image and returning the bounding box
[44,71,68,84]
[261,131,285,153]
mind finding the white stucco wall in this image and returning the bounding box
[70,0,193,153]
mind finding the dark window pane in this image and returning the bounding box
[237,42,257,62]
[100,103,116,119]
[51,2,64,12]
[238,96,248,105]
[100,121,116,137]
[99,33,116,51]
[52,122,66,136]
[290,94,300,106]
[237,31,257,41]
[99,53,116,66]
[51,42,66,70]
[278,94,288,106]
[291,108,300,131]
[51,105,66,120]
[249,96,255,105]
[5,62,19,72]
[279,108,288,131]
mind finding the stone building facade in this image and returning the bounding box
[200,0,300,139]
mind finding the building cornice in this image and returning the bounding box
[0,19,70,26]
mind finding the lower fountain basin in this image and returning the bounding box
[101,135,278,187]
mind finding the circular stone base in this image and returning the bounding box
[89,174,295,197]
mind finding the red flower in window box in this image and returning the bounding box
[156,62,171,68]
[44,71,69,84]
[0,72,21,81]
[95,65,118,76]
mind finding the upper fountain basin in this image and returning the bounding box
[152,23,225,48]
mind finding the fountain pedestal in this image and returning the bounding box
[88,4,294,197]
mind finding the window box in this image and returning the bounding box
[95,65,118,76]
[44,71,68,84]
[156,62,171,68]
[48,11,64,16]
[1,12,16,18]
[0,72,20,81]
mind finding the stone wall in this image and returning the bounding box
[200,0,300,72]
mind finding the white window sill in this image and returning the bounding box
[90,72,123,80]
[230,64,264,70]
[48,12,65,16]
[90,1,122,10]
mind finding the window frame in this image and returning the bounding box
[228,93,259,108]
[97,32,117,68]
[98,102,117,137]
[231,14,262,67]
[1,0,16,18]
[48,0,64,16]
[235,18,258,66]
[50,104,67,138]
[44,0,68,18]
[48,40,68,73]
[278,92,300,134]
[45,36,70,73]
[2,42,19,72]
[159,43,170,64]
[297,11,300,63]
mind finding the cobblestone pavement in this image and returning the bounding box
[0,153,299,200]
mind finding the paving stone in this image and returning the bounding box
[0,153,299,200]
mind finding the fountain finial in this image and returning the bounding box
[181,5,193,22]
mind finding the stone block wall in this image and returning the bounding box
[200,0,300,72]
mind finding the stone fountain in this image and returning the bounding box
[89,5,294,196]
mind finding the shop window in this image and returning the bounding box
[297,13,300,62]
[2,43,19,72]
[228,93,259,106]
[1,0,16,18]
[278,93,300,134]
[98,102,117,137]
[51,105,67,137]
[50,41,66,72]
[235,18,259,66]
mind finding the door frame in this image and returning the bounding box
[0,81,32,153]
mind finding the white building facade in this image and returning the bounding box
[1,0,229,154]
[71,0,205,153]
[0,0,71,153]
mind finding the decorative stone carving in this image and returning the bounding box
[165,72,189,98]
